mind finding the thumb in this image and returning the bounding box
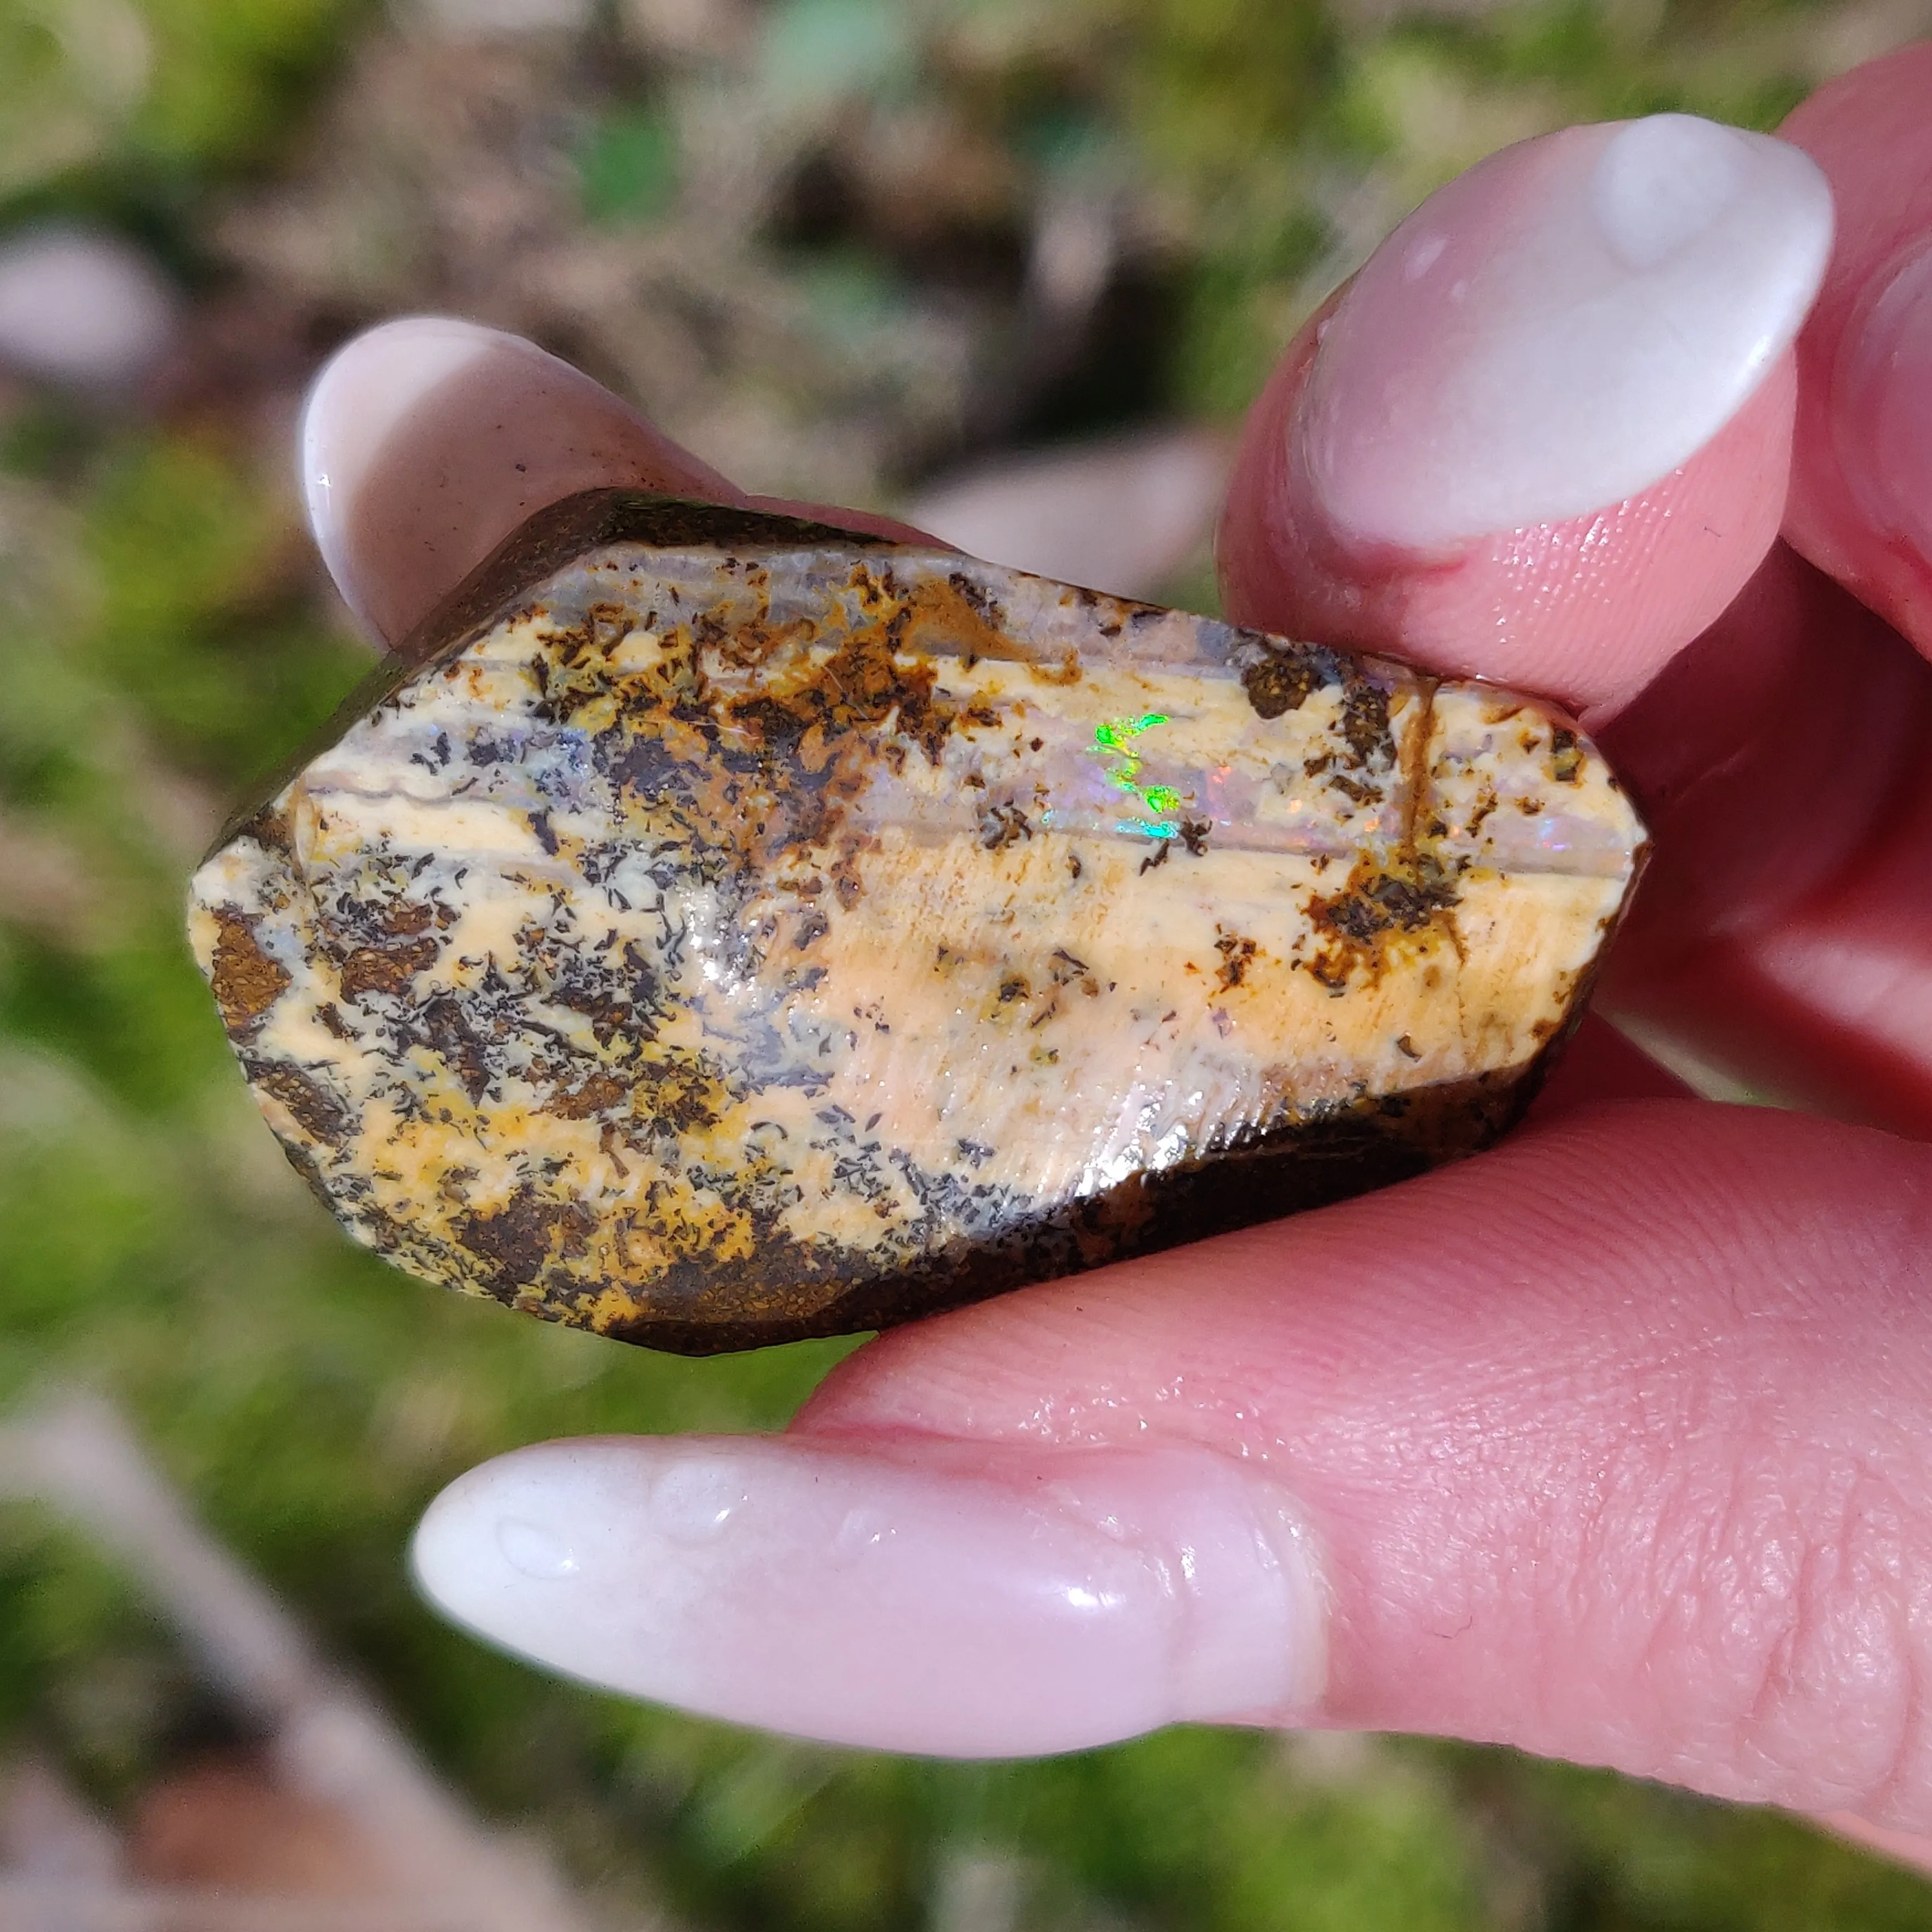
[412,1099,1932,1832]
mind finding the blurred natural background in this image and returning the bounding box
[3,0,1932,1926]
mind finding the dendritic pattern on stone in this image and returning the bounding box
[188,492,1646,1353]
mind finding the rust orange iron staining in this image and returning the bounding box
[188,491,1646,1354]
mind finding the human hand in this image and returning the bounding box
[316,44,1932,1840]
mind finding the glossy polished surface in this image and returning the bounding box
[190,493,1644,1352]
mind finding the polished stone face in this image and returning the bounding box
[188,491,1646,1353]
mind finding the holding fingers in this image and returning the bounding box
[330,44,1932,1843]
[1784,41,1932,651]
[1604,46,1932,1130]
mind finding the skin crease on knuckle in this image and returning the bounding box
[800,1103,1932,1824]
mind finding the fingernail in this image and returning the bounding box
[1299,114,1834,553]
[411,1436,1327,1757]
[300,317,733,650]
[1836,238,1932,568]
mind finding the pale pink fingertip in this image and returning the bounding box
[411,1435,1327,1758]
[299,316,733,648]
[1300,113,1834,554]
[300,317,504,636]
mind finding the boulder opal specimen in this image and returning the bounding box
[188,490,1644,1353]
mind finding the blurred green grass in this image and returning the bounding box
[2,0,1930,1926]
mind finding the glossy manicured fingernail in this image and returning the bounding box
[1300,113,1834,553]
[300,316,735,650]
[1836,239,1932,569]
[411,1436,1327,1757]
